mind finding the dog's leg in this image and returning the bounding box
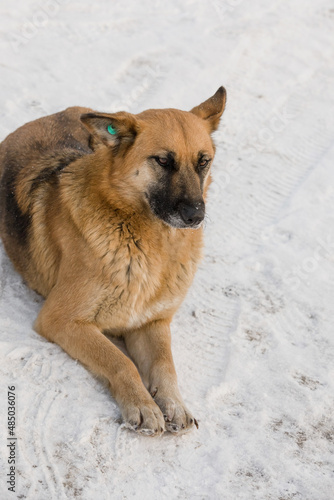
[35,295,165,436]
[124,320,197,433]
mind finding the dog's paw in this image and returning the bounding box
[154,394,198,434]
[122,399,165,437]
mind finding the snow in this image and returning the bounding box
[1,0,334,498]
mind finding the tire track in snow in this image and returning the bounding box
[173,263,241,408]
[20,388,66,500]
[215,116,334,250]
[214,63,333,211]
[106,53,164,112]
[14,348,70,499]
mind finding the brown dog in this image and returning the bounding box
[0,87,226,435]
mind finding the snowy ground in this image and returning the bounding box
[0,1,334,498]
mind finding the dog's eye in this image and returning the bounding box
[155,157,168,167]
[199,158,210,168]
[150,153,176,170]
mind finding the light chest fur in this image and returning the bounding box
[67,204,203,333]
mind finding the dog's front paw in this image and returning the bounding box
[122,399,165,437]
[153,392,198,434]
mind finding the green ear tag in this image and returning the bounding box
[107,124,117,135]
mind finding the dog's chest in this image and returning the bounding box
[93,228,200,332]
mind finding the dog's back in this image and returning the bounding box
[0,107,93,283]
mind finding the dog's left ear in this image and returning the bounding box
[80,111,139,153]
[190,86,226,132]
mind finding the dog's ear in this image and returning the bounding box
[190,86,226,132]
[80,111,139,153]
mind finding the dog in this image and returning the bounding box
[0,87,226,435]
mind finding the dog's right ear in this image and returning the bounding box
[80,111,139,153]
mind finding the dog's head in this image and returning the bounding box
[81,87,226,229]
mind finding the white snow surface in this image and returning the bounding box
[0,1,334,499]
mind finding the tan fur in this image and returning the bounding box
[0,87,226,435]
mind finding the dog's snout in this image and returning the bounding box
[179,201,205,226]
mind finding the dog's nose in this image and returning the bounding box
[179,201,205,226]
